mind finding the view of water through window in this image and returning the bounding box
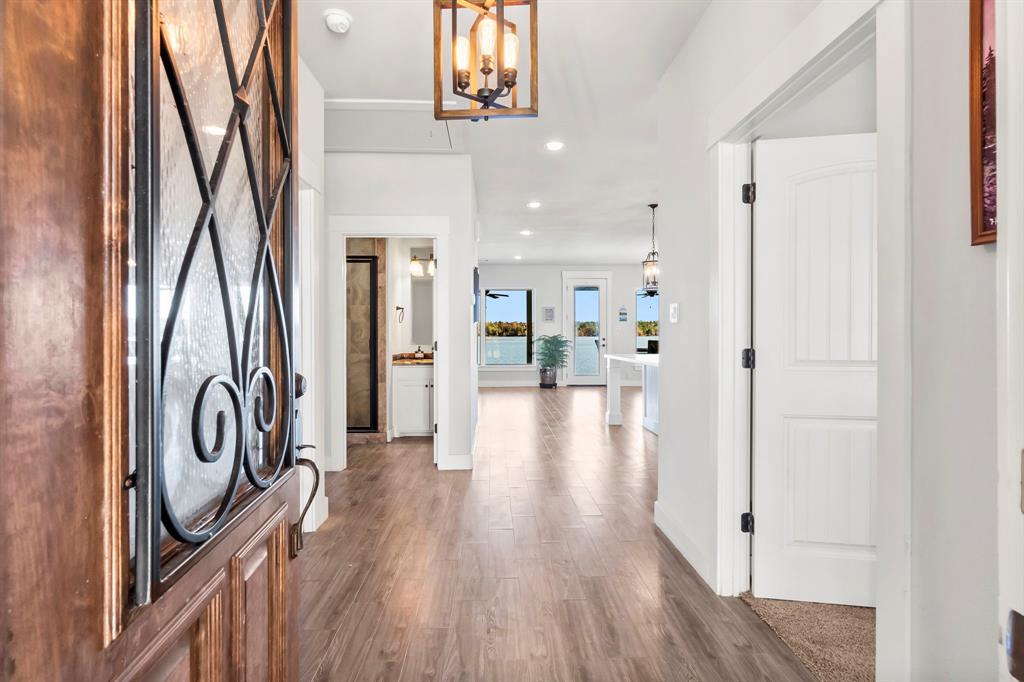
[636,290,659,351]
[484,289,532,365]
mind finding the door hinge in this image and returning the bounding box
[740,512,754,534]
[434,423,438,434]
[742,182,756,204]
[741,348,755,369]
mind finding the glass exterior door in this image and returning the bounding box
[565,278,607,385]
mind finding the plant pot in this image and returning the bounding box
[539,367,557,389]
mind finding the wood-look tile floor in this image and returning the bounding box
[300,387,814,681]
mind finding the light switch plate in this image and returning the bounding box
[669,303,680,324]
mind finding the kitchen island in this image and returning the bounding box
[605,353,659,434]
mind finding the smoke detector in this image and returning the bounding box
[323,8,353,34]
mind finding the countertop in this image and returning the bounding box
[393,352,434,366]
[605,353,660,367]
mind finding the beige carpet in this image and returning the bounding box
[740,592,875,682]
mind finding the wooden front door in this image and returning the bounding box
[1,0,310,679]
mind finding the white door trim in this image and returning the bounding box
[297,183,329,532]
[324,215,454,470]
[561,270,613,386]
[997,0,1024,676]
[707,0,879,147]
[708,1,911,677]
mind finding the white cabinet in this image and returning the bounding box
[392,365,434,437]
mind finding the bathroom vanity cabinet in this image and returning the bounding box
[392,364,434,437]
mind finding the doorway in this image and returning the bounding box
[563,275,609,386]
[326,227,444,468]
[750,133,879,608]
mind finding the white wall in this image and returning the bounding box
[908,1,997,677]
[654,0,821,590]
[296,57,328,527]
[477,263,647,387]
[324,153,478,469]
[997,1,1024,680]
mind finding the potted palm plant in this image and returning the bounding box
[535,334,570,388]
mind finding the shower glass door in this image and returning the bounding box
[346,255,378,432]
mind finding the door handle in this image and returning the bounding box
[290,443,320,558]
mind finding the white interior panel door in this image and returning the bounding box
[752,133,878,607]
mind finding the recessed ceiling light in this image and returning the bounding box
[545,140,565,151]
[526,201,541,209]
[202,125,227,136]
[520,230,533,236]
[514,255,523,260]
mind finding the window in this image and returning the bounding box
[483,289,533,365]
[636,290,659,352]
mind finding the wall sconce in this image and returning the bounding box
[433,0,538,121]
[411,255,437,278]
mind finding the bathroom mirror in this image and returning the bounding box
[410,247,434,346]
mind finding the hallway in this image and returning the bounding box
[299,387,812,681]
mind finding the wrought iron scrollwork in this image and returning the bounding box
[153,0,294,547]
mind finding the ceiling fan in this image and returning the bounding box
[486,292,510,299]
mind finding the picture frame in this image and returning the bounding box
[970,0,997,245]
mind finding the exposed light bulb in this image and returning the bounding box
[455,35,471,91]
[477,17,497,61]
[502,32,519,89]
[427,258,436,276]
[503,32,519,70]
[454,36,471,71]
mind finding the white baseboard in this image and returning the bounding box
[654,500,717,592]
[438,452,473,470]
[478,379,541,388]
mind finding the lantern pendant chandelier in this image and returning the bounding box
[433,0,538,121]
[642,204,659,294]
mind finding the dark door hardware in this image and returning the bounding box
[741,348,756,369]
[290,444,321,558]
[742,182,756,204]
[740,512,754,534]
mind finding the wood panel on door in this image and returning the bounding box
[752,133,878,607]
[0,0,307,679]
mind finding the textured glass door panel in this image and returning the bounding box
[138,0,294,567]
[158,9,260,534]
[574,287,600,377]
[160,0,233,170]
[221,0,258,81]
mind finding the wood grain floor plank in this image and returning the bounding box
[299,387,812,681]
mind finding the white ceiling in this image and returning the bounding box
[298,0,709,264]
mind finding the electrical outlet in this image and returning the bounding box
[669,303,680,324]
